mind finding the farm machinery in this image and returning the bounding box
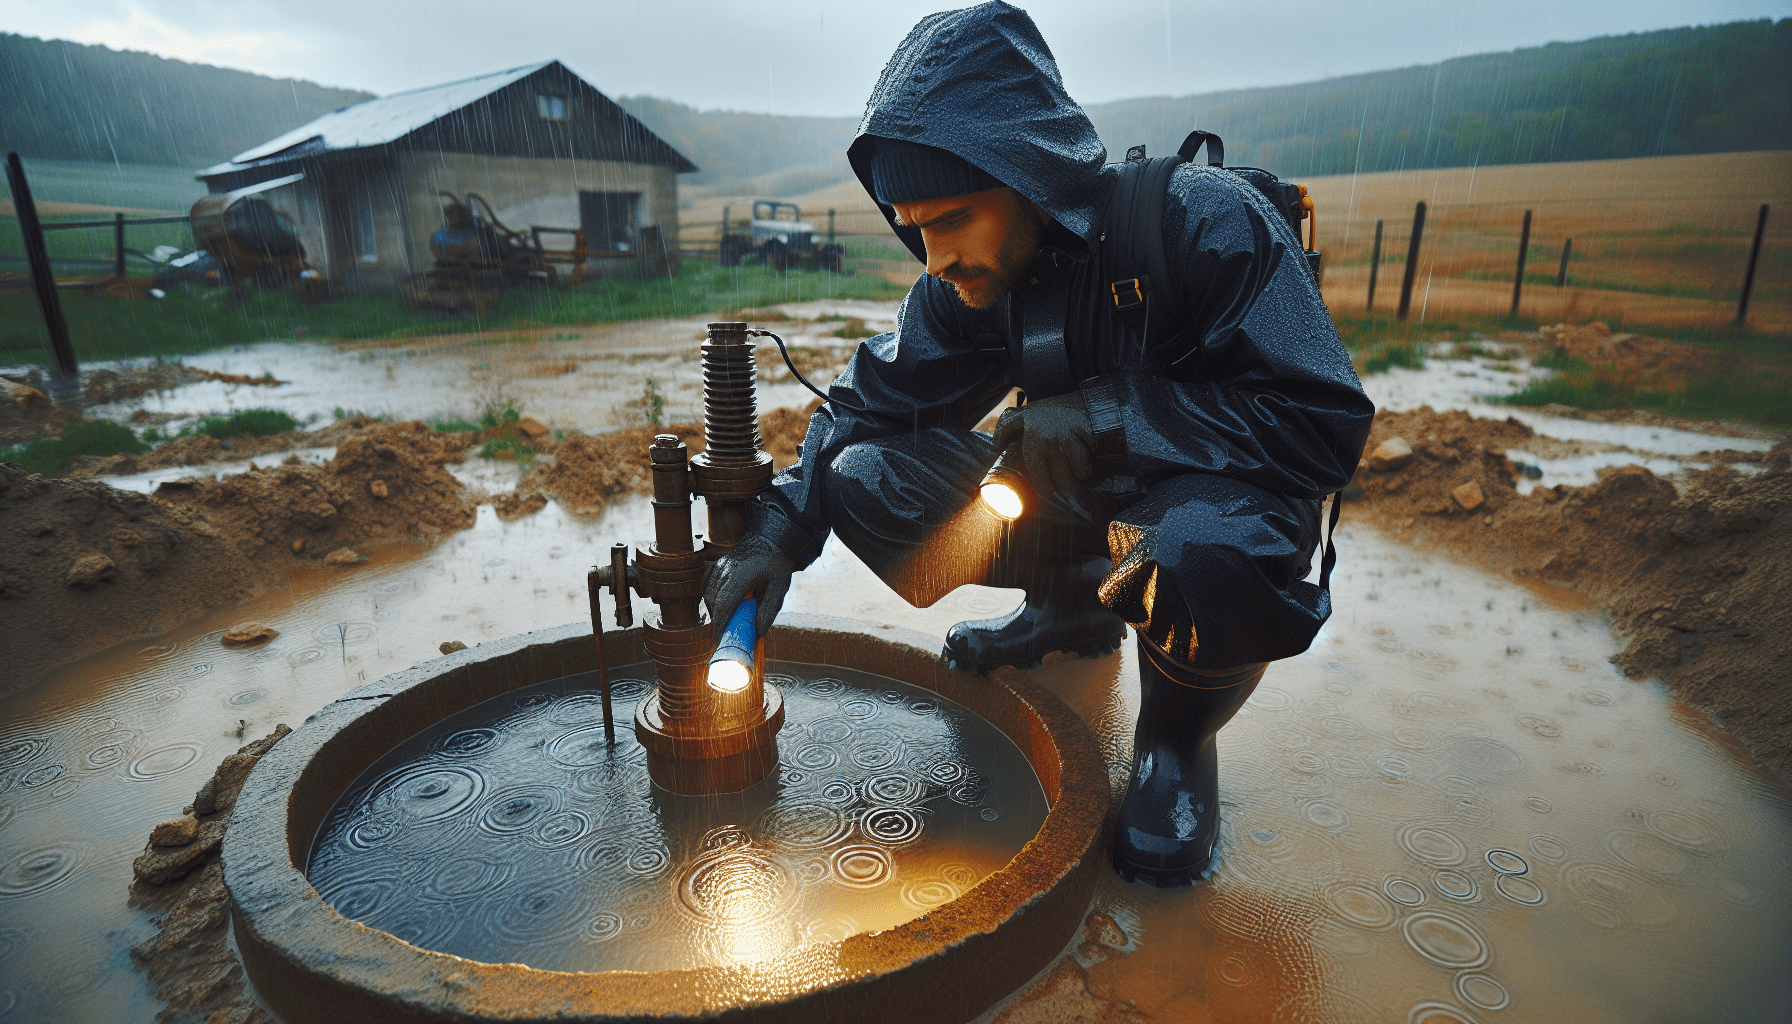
[718,201,844,272]
[402,192,587,315]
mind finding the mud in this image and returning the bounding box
[1347,405,1792,780]
[66,415,407,478]
[0,376,79,444]
[3,422,479,687]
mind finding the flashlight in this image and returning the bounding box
[708,597,758,693]
[978,447,1032,521]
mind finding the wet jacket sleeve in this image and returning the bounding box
[750,276,1012,569]
[1082,166,1375,500]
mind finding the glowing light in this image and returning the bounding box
[980,481,1024,520]
[708,658,751,693]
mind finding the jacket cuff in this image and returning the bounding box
[746,497,826,568]
[1081,375,1130,471]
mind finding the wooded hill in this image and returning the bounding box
[0,33,373,168]
[2,19,1784,188]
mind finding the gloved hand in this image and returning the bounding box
[704,532,797,637]
[991,392,1094,497]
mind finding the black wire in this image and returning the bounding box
[746,329,831,404]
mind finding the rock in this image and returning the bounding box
[492,489,548,521]
[112,528,142,548]
[150,815,199,847]
[291,538,305,553]
[238,723,291,757]
[323,547,365,566]
[517,417,553,444]
[133,819,226,885]
[1452,480,1486,512]
[1369,437,1413,470]
[440,640,468,655]
[220,622,279,647]
[369,479,389,499]
[66,552,116,589]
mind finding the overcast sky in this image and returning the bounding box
[3,0,1784,117]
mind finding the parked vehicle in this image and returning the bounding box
[718,202,844,272]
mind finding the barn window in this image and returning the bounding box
[536,94,567,121]
[580,191,639,253]
[357,196,377,262]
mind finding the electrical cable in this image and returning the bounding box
[746,329,831,404]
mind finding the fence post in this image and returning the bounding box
[1396,201,1425,321]
[1736,203,1769,327]
[1367,219,1383,311]
[4,151,80,386]
[1556,238,1572,287]
[114,211,127,280]
[1511,209,1532,317]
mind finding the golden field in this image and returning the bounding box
[686,150,1792,333]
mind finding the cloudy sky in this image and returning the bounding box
[2,0,1783,116]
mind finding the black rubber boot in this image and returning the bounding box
[1111,636,1266,887]
[943,556,1125,675]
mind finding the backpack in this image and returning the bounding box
[1102,130,1321,373]
[1099,129,1340,593]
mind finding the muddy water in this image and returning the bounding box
[306,665,1045,972]
[2,496,1789,1022]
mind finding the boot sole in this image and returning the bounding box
[1112,848,1220,889]
[944,632,1124,675]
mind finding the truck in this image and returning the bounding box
[718,201,845,273]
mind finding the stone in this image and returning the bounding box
[1369,436,1413,470]
[150,815,199,847]
[112,528,142,548]
[1452,480,1486,511]
[369,479,389,499]
[206,753,259,814]
[290,538,305,553]
[66,552,116,588]
[323,547,365,566]
[517,417,552,444]
[133,819,226,885]
[440,640,468,655]
[238,724,291,758]
[221,622,279,647]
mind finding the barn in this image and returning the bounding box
[196,60,697,293]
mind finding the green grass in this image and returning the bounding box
[1495,367,1792,426]
[0,260,907,365]
[186,408,299,439]
[8,159,207,213]
[2,420,149,477]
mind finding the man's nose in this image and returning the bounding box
[922,232,956,278]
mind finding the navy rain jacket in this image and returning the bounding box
[751,1,1374,580]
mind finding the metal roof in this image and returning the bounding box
[202,61,693,177]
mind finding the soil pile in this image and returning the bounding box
[154,421,476,561]
[66,415,437,477]
[1347,406,1791,779]
[0,377,79,444]
[0,462,266,688]
[505,402,817,517]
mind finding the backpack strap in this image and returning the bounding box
[1104,149,1184,343]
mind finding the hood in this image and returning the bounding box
[848,2,1108,263]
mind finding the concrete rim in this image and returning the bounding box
[223,613,1109,1024]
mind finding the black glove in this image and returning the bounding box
[704,532,796,637]
[991,392,1094,498]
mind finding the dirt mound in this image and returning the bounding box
[0,462,267,689]
[66,415,446,477]
[154,421,476,561]
[1347,406,1792,779]
[0,377,80,444]
[506,403,817,517]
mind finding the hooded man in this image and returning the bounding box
[705,2,1375,886]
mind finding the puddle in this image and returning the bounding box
[2,498,1788,1021]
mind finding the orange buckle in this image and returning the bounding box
[1110,277,1148,310]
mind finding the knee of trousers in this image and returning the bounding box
[1101,474,1328,669]
[820,431,994,579]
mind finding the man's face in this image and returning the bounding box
[893,186,1047,309]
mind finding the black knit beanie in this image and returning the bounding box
[869,138,1003,205]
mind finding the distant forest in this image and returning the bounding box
[0,33,372,168]
[1085,19,1791,177]
[1,20,1784,188]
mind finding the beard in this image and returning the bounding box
[941,204,1047,310]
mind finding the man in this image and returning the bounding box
[706,2,1374,886]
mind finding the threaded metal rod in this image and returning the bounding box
[701,322,761,466]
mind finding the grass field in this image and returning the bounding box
[2,159,206,278]
[0,260,906,364]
